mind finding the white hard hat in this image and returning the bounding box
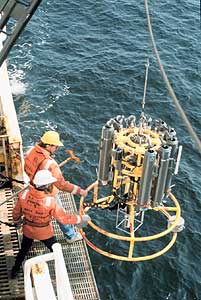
[33,170,57,186]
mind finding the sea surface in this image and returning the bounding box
[7,0,201,299]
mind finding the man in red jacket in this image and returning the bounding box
[24,130,88,243]
[11,169,90,279]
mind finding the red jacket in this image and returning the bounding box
[24,143,81,196]
[13,187,81,240]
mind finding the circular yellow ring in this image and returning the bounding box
[80,191,180,242]
[79,183,181,261]
[114,128,161,154]
[81,231,177,261]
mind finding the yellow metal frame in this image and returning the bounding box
[80,181,180,262]
[114,127,161,154]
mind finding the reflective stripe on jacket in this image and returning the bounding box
[12,187,80,240]
[24,143,81,196]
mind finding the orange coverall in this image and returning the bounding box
[12,186,81,240]
[24,143,81,196]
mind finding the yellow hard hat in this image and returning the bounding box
[41,131,64,146]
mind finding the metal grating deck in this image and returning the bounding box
[0,188,100,300]
[0,188,24,299]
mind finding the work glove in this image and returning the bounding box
[80,189,88,198]
[76,214,91,229]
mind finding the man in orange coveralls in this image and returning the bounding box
[24,130,88,243]
[11,169,90,279]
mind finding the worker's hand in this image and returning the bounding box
[76,214,91,229]
[80,189,88,198]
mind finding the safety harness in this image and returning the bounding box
[23,218,50,228]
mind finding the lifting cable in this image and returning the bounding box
[144,0,201,153]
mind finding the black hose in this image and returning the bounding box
[0,220,16,227]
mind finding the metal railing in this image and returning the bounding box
[24,243,74,300]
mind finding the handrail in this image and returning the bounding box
[24,243,74,300]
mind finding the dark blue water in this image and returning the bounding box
[8,1,201,299]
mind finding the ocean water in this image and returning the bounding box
[8,0,201,299]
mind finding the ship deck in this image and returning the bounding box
[0,188,100,300]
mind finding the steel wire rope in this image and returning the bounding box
[144,0,201,153]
